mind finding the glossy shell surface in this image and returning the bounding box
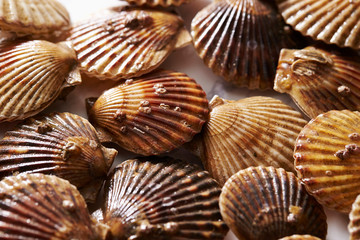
[0,112,117,202]
[278,235,322,240]
[274,47,360,119]
[87,70,209,156]
[349,194,360,240]
[101,157,228,240]
[191,95,307,186]
[0,0,70,36]
[191,0,296,89]
[277,0,360,49]
[0,173,103,239]
[220,166,327,240]
[68,8,191,80]
[0,40,81,122]
[124,0,191,7]
[294,110,360,213]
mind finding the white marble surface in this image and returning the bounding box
[0,0,350,239]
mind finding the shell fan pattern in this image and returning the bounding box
[68,7,191,80]
[220,166,327,240]
[0,112,117,203]
[191,0,296,89]
[87,70,209,156]
[100,157,228,240]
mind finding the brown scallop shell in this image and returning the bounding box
[0,173,105,239]
[0,0,70,36]
[278,235,322,240]
[277,0,360,49]
[294,110,360,213]
[87,70,209,156]
[68,7,191,80]
[0,40,81,122]
[124,0,191,7]
[191,0,296,89]
[100,157,228,240]
[349,194,360,240]
[0,112,117,203]
[190,95,307,186]
[274,47,360,119]
[220,166,327,240]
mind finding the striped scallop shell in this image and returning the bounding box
[125,0,191,7]
[274,47,360,119]
[220,166,327,240]
[349,194,360,240]
[68,8,191,80]
[279,236,322,240]
[0,173,105,239]
[101,157,228,240]
[87,70,209,156]
[0,40,81,122]
[294,110,360,213]
[0,112,117,203]
[277,0,360,49]
[191,0,296,89]
[190,95,307,186]
[0,0,70,36]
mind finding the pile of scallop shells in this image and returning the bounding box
[0,0,358,239]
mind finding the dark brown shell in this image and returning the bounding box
[274,47,360,119]
[191,0,296,89]
[87,70,209,156]
[100,157,228,240]
[0,173,105,239]
[68,8,191,80]
[190,95,307,186]
[220,166,327,240]
[0,112,117,203]
[294,110,360,213]
[124,0,191,7]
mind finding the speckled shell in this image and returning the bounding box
[278,235,322,240]
[0,112,117,203]
[125,0,191,7]
[274,47,360,119]
[294,110,360,213]
[100,157,228,240]
[190,95,307,186]
[191,0,296,90]
[220,166,327,240]
[0,0,70,36]
[0,40,81,122]
[349,194,360,240]
[68,8,191,80]
[0,173,105,239]
[87,70,209,156]
[277,0,360,49]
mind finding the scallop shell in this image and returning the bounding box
[277,0,360,49]
[349,194,360,240]
[101,157,228,240]
[0,40,81,122]
[68,7,191,80]
[0,0,70,36]
[278,235,322,240]
[274,47,360,119]
[190,95,307,186]
[124,0,191,7]
[0,173,105,239]
[87,70,209,156]
[191,0,296,89]
[219,166,327,240]
[0,112,117,203]
[294,110,360,213]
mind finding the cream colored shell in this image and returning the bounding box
[190,96,307,186]
[0,40,81,122]
[0,0,70,36]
